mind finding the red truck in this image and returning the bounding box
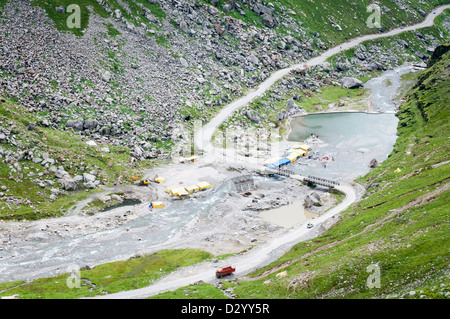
[215,266,236,278]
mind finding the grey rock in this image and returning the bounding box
[341,77,363,89]
[179,20,189,33]
[397,39,409,48]
[73,175,83,183]
[253,4,274,15]
[223,4,233,13]
[305,192,322,208]
[247,54,259,65]
[245,110,260,123]
[55,6,65,14]
[55,169,69,179]
[286,98,297,111]
[262,13,275,28]
[66,120,84,131]
[37,181,46,188]
[83,173,96,183]
[336,62,349,71]
[277,111,288,121]
[61,176,77,191]
[355,52,366,60]
[84,181,96,189]
[32,157,42,164]
[114,9,121,19]
[179,57,189,68]
[84,118,98,130]
[101,70,112,82]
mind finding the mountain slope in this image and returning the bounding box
[231,45,450,299]
[1,0,448,153]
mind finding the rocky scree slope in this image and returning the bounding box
[0,0,447,160]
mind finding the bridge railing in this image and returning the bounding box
[260,168,340,188]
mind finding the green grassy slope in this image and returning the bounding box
[213,0,450,46]
[6,0,447,44]
[229,46,450,299]
[0,97,164,221]
[0,249,212,299]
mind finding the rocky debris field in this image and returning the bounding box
[0,0,320,158]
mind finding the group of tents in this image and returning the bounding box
[164,181,211,198]
[264,143,311,169]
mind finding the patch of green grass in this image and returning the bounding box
[136,0,166,19]
[150,282,228,299]
[0,249,213,299]
[297,85,369,112]
[31,0,108,36]
[104,22,121,38]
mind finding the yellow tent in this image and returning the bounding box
[286,152,300,162]
[185,184,200,194]
[151,201,164,208]
[155,176,165,184]
[197,181,211,190]
[296,149,306,156]
[293,143,311,151]
[287,149,306,156]
[170,186,189,197]
[165,185,179,194]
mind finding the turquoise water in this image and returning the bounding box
[287,112,399,181]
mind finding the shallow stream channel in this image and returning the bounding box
[0,65,415,283]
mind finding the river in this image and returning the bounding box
[0,65,415,283]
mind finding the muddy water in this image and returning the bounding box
[259,201,317,228]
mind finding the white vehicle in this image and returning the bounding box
[307,223,314,229]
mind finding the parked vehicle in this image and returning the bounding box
[215,266,235,278]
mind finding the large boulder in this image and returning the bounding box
[101,70,112,82]
[179,20,189,33]
[247,54,259,65]
[369,159,379,168]
[341,77,363,89]
[286,98,306,116]
[61,176,77,191]
[253,3,274,15]
[84,119,98,130]
[245,110,260,123]
[83,173,96,183]
[262,13,275,28]
[66,120,84,131]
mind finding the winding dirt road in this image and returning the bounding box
[194,4,450,153]
[94,5,450,299]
